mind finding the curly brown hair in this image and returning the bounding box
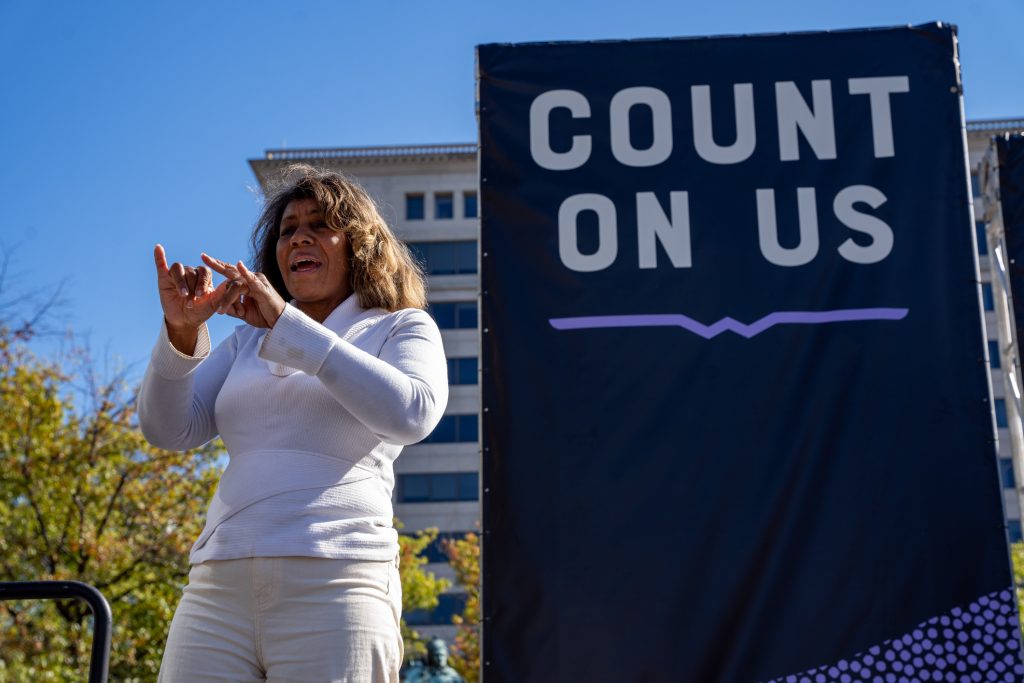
[252,164,426,312]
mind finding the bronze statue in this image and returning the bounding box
[402,637,464,682]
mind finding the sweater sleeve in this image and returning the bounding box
[259,305,449,445]
[137,321,238,451]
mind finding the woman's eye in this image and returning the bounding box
[280,226,295,237]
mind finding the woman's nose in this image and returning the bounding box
[290,225,314,245]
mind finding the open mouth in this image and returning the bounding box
[290,258,322,273]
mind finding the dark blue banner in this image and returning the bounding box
[478,24,1024,682]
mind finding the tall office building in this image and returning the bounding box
[249,118,1024,639]
[969,118,1024,544]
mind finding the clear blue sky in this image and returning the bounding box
[2,0,1021,377]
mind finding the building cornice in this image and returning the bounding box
[249,144,478,187]
[257,143,477,163]
[967,118,1024,136]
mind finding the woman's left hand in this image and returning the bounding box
[201,254,286,328]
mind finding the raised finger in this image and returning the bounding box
[168,262,190,297]
[154,244,170,275]
[235,261,257,289]
[201,253,239,279]
[237,262,261,287]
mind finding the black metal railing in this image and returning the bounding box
[0,581,112,683]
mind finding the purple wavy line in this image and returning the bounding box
[548,308,909,339]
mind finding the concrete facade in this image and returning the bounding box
[968,119,1024,541]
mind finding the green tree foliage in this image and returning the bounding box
[0,328,222,681]
[398,525,451,662]
[1012,541,1024,634]
[444,532,480,683]
[0,309,446,679]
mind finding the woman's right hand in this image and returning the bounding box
[154,245,232,353]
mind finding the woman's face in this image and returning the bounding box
[276,198,353,312]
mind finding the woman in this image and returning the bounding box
[139,165,448,682]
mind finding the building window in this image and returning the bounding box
[1009,520,1023,543]
[408,241,477,275]
[406,194,425,220]
[983,283,994,312]
[430,301,477,329]
[976,222,988,255]
[1000,458,1016,489]
[995,399,1008,428]
[971,173,980,198]
[404,593,469,626]
[990,340,1001,369]
[396,472,478,502]
[420,414,478,444]
[448,357,478,385]
[435,192,454,219]
[464,191,478,219]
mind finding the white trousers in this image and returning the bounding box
[158,556,403,683]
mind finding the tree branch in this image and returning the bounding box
[108,574,185,603]
[85,469,129,574]
[57,415,104,557]
[92,542,165,592]
[17,412,56,573]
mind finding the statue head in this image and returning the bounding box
[426,637,449,668]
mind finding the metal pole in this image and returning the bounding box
[0,581,112,683]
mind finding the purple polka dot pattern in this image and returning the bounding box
[764,588,1024,683]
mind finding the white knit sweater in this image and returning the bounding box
[138,295,448,563]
